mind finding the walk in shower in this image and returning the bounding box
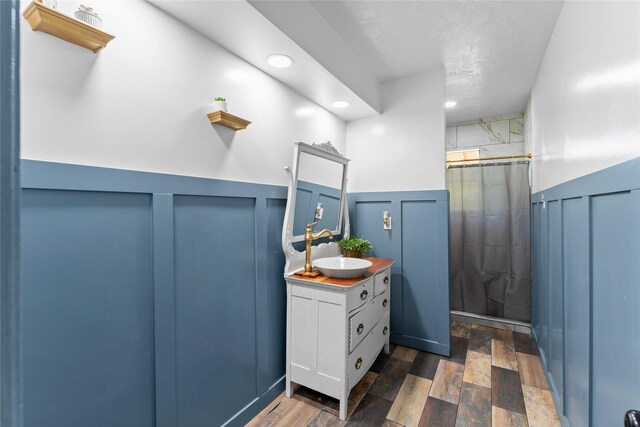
[447,158,532,325]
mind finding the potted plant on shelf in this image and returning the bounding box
[213,97,227,112]
[337,237,373,258]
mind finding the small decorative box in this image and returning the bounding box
[74,4,102,28]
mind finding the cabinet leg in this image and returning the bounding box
[285,379,293,398]
[339,398,348,420]
[338,382,349,421]
[384,338,390,355]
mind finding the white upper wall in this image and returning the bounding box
[530,1,640,193]
[346,69,446,192]
[20,0,346,186]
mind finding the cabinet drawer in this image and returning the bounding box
[348,312,390,388]
[347,278,374,313]
[373,268,390,296]
[349,293,390,352]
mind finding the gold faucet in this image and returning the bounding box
[304,221,334,274]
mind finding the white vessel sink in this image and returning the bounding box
[313,257,373,279]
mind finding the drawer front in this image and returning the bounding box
[349,293,390,352]
[348,312,390,388]
[373,268,390,296]
[347,278,374,313]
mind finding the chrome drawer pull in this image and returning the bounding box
[383,276,389,285]
[383,326,388,335]
[355,357,363,370]
[383,299,388,308]
[357,323,364,334]
[360,290,368,300]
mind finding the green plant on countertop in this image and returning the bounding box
[337,237,373,257]
[214,97,226,102]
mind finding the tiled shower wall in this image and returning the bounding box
[446,114,525,158]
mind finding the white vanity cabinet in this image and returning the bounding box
[280,142,395,420]
[285,260,394,420]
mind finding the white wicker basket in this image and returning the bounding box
[74,6,102,28]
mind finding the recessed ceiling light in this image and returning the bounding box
[332,100,350,108]
[267,54,294,68]
[445,101,457,108]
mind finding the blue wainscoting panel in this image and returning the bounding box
[547,200,564,411]
[562,197,590,427]
[353,200,397,330]
[400,201,449,353]
[531,203,539,338]
[537,201,550,366]
[591,190,640,426]
[153,194,178,427]
[353,201,393,258]
[21,189,155,427]
[349,191,450,356]
[531,202,543,354]
[0,3,22,425]
[531,157,640,427]
[20,160,289,427]
[173,195,258,427]
[264,199,287,388]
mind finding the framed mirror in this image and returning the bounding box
[292,150,345,240]
[282,142,350,274]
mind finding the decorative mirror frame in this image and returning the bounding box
[282,142,350,276]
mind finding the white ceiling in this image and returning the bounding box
[266,0,565,124]
[148,0,381,121]
[150,0,564,124]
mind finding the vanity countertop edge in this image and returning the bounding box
[285,257,395,290]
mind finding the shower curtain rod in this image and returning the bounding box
[446,153,532,164]
[447,160,530,169]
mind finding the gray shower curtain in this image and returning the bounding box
[447,162,531,322]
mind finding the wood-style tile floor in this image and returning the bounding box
[246,321,560,427]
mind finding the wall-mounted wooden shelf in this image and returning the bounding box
[207,111,251,131]
[23,1,115,53]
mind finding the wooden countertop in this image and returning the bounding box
[290,257,395,287]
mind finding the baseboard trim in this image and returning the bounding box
[222,376,285,427]
[451,311,531,334]
[391,333,449,357]
[531,331,571,427]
